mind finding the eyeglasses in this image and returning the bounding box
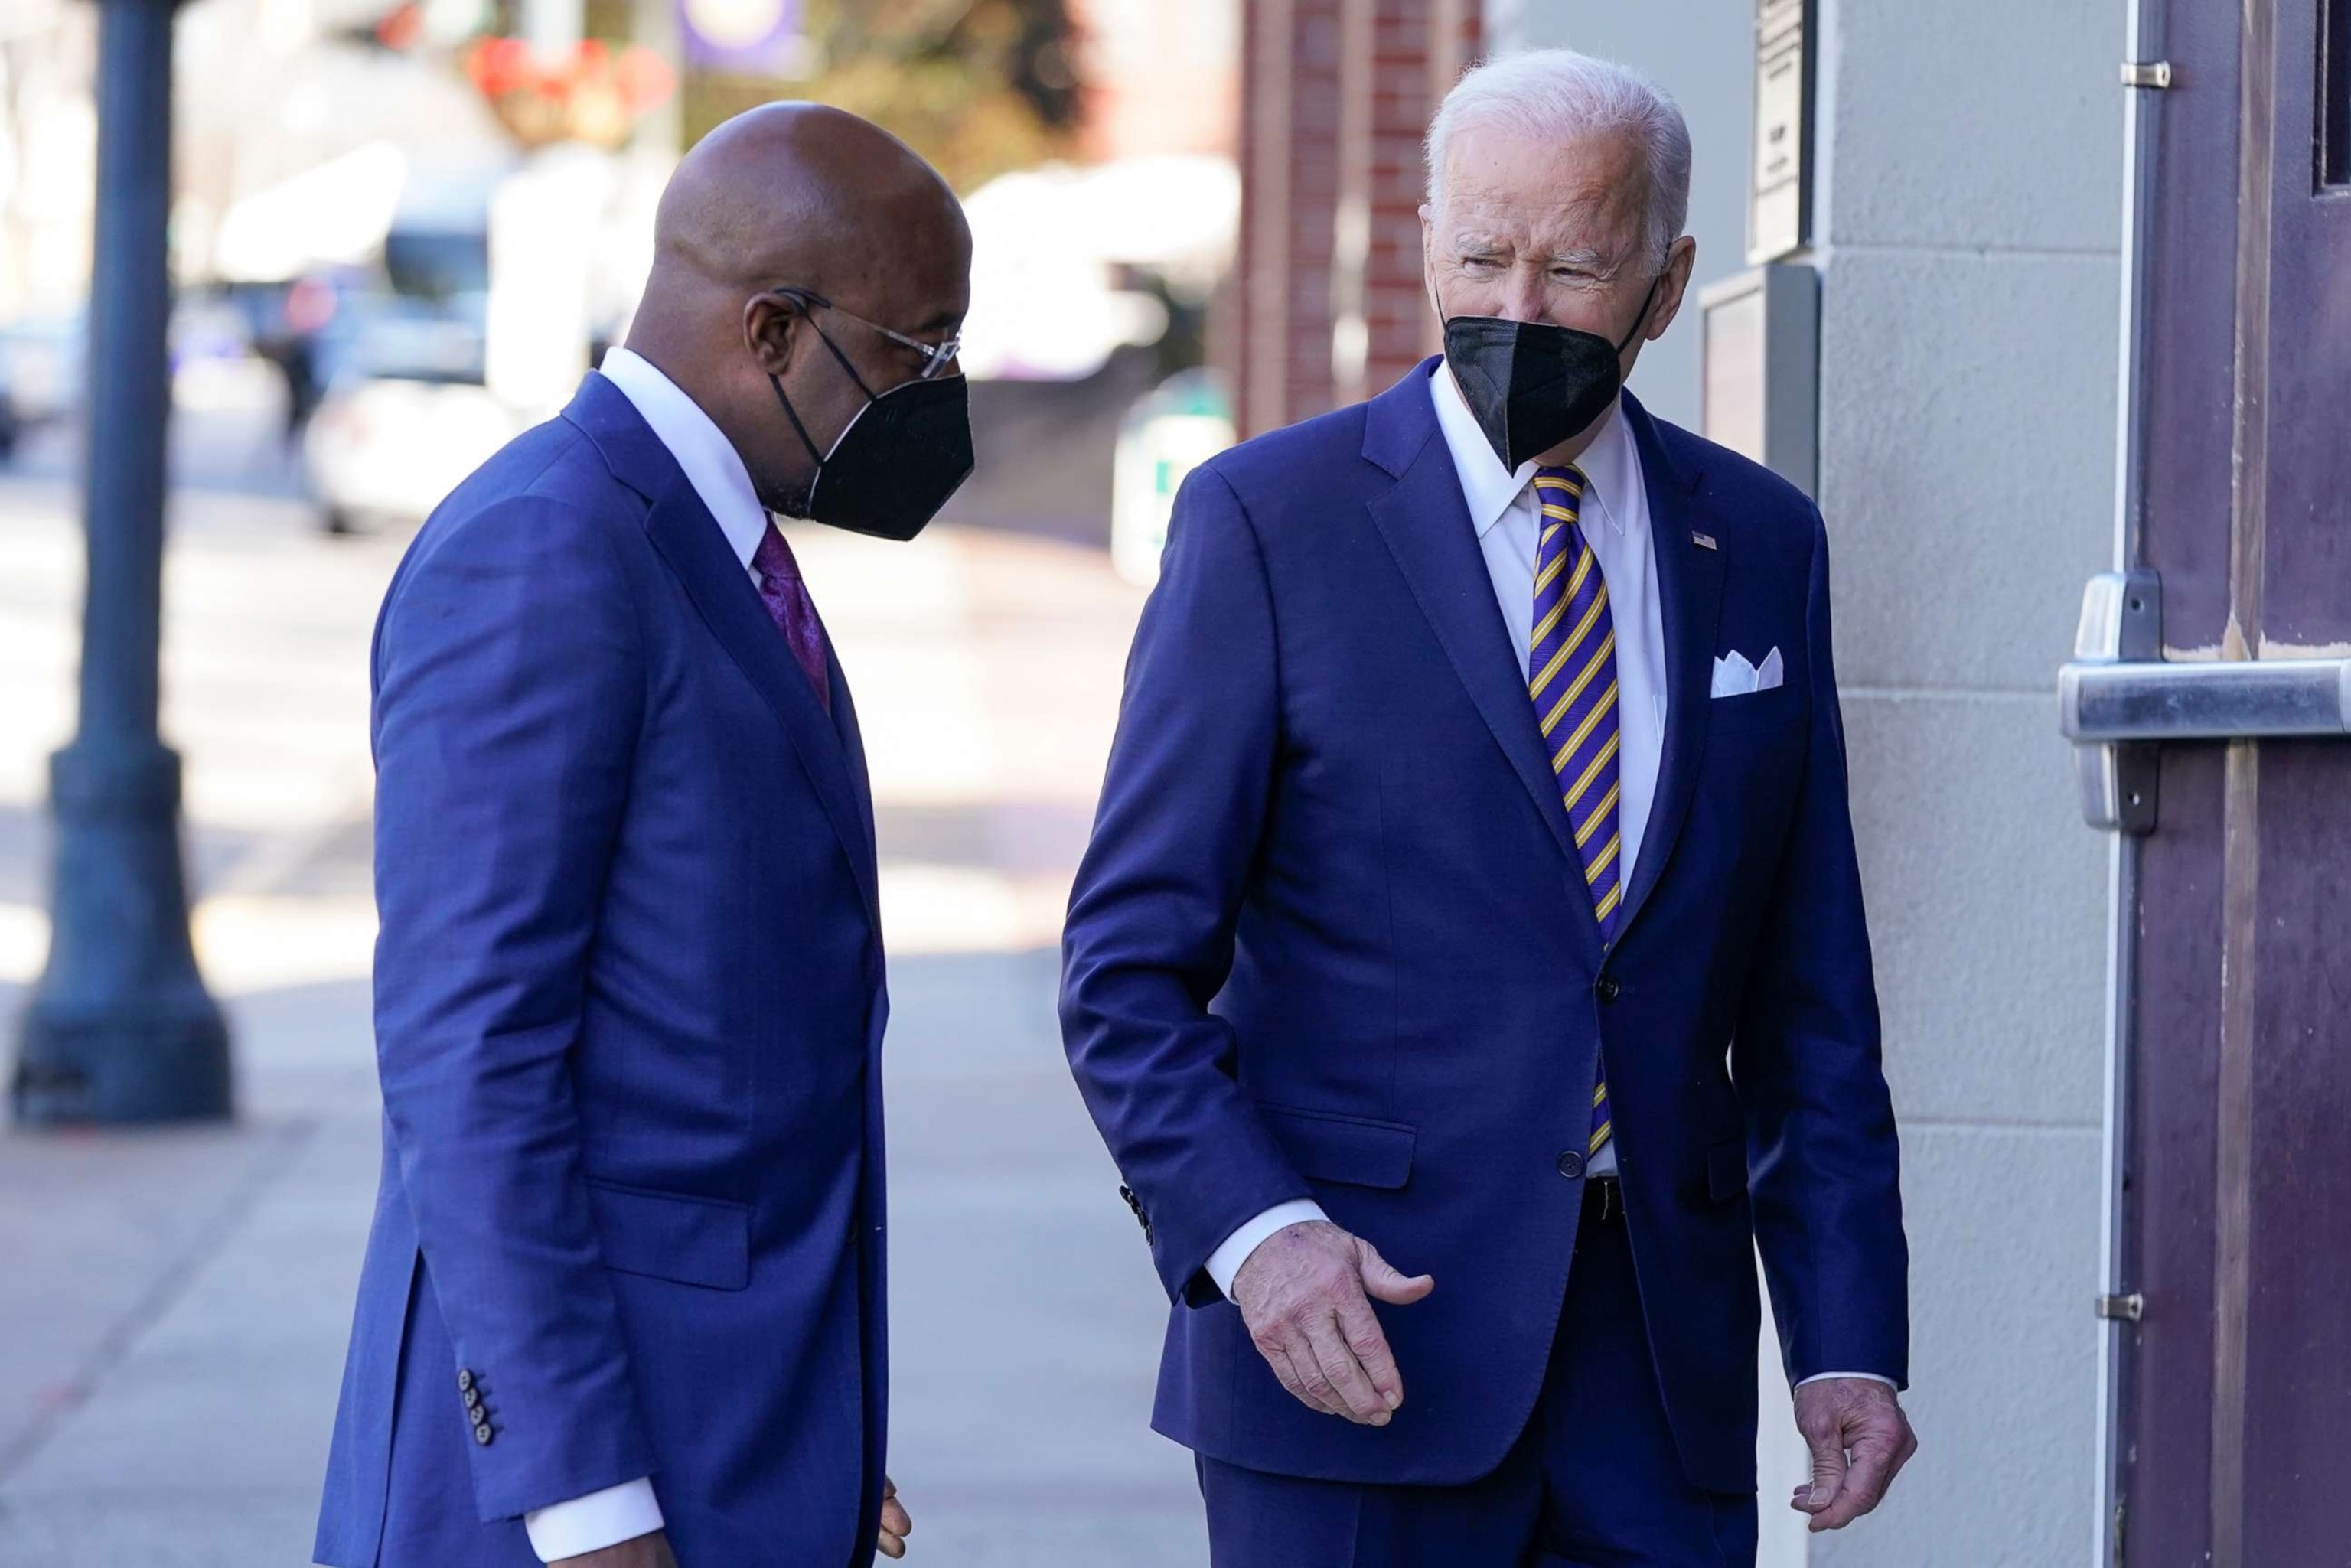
[769,285,962,381]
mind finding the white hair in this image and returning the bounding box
[1425,49,1693,271]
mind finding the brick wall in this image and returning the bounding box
[1227,0,1481,438]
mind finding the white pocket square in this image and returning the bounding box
[1711,647,1785,698]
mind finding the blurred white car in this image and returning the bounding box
[958,155,1237,383]
[300,215,528,533]
[0,312,86,458]
[303,373,527,534]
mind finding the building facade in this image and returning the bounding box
[1224,0,1481,437]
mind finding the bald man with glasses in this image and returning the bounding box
[315,105,972,1568]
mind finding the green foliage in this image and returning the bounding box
[683,0,1084,192]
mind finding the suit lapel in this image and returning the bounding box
[1616,395,1725,937]
[564,374,882,932]
[644,482,881,931]
[1361,370,1596,911]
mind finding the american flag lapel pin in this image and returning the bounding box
[1692,531,1718,551]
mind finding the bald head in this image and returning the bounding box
[624,103,972,517]
[650,103,965,302]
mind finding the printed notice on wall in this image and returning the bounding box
[1749,0,1811,264]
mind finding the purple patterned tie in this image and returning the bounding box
[1529,465,1620,1159]
[752,525,832,715]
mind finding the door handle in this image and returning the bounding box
[2059,571,2351,832]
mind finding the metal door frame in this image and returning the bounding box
[2093,1,2160,1560]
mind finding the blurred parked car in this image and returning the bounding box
[302,220,526,533]
[304,375,526,533]
[0,312,86,461]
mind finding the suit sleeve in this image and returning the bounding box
[370,497,661,1521]
[1733,508,1911,1390]
[1060,465,1316,1303]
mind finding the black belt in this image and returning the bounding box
[1583,1175,1623,1224]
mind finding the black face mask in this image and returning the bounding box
[769,321,974,543]
[1441,273,1662,471]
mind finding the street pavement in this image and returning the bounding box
[0,464,1206,1565]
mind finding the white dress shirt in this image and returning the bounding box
[1203,370,1893,1396]
[518,348,777,1563]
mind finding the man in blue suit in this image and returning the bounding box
[315,105,975,1568]
[1062,51,1916,1564]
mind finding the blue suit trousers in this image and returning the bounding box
[1200,1186,1759,1567]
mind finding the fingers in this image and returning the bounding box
[1811,1437,1891,1531]
[1793,1416,1850,1524]
[1335,1293,1405,1414]
[876,1473,911,1558]
[1790,1387,1919,1534]
[1282,1332,1356,1419]
[1356,1241,1435,1306]
[1239,1223,1422,1422]
[1810,1413,1918,1531]
[1301,1310,1393,1424]
[1255,1335,1345,1416]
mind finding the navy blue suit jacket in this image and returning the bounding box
[1061,365,1908,1494]
[315,374,891,1566]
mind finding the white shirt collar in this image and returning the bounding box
[1427,361,1635,541]
[598,346,772,571]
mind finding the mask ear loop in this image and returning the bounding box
[765,292,882,469]
[769,374,827,467]
[768,288,884,399]
[1612,272,1665,357]
[807,315,881,400]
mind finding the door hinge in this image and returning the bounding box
[2121,60,2173,89]
[2096,1292,2146,1323]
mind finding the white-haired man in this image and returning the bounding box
[1062,49,1916,1563]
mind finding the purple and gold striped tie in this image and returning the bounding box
[1529,465,1619,1159]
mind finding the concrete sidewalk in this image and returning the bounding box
[0,478,1202,1564]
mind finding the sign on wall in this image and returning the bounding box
[1699,263,1818,497]
[1748,0,1813,263]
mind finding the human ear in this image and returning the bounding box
[744,293,799,376]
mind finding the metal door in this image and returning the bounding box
[2067,0,2351,1561]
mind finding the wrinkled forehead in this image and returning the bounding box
[1436,122,1649,259]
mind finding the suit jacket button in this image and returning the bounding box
[1595,975,1622,1004]
[474,1422,494,1446]
[1557,1150,1586,1180]
[463,1387,482,1411]
[457,1368,474,1393]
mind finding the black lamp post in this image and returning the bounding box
[11,0,231,1123]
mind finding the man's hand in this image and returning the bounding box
[878,1475,913,1560]
[1229,1219,1433,1425]
[553,1530,677,1568]
[1791,1378,1918,1532]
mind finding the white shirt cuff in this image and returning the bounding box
[1205,1200,1329,1297]
[1796,1371,1899,1390]
[523,1477,664,1562]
